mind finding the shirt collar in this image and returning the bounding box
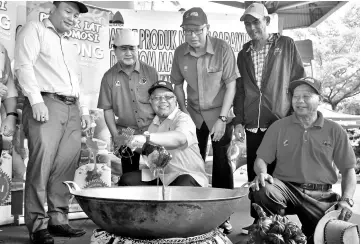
[291,111,324,128]
[43,18,68,38]
[152,107,179,125]
[117,60,140,73]
[246,33,277,52]
[184,36,214,55]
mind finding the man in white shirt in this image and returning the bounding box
[118,81,209,187]
[15,2,91,243]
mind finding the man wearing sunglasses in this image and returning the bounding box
[170,7,239,234]
[98,28,159,176]
[118,80,208,187]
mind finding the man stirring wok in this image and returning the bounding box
[118,81,208,187]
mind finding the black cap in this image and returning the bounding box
[289,77,322,95]
[180,7,208,27]
[148,81,174,95]
[54,1,88,13]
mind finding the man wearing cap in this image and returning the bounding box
[233,3,305,233]
[15,1,91,243]
[250,77,357,244]
[170,7,238,233]
[98,28,158,175]
[118,80,209,187]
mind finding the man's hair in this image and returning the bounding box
[53,1,60,8]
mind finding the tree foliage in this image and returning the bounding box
[286,2,360,111]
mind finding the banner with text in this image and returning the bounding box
[0,1,17,59]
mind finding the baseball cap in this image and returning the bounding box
[148,81,174,95]
[289,77,322,95]
[113,28,139,46]
[240,3,268,21]
[54,1,88,13]
[180,7,208,27]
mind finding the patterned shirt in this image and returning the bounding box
[246,34,277,89]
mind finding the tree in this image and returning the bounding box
[286,2,360,111]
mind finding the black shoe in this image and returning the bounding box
[219,220,233,234]
[30,229,54,244]
[48,224,86,237]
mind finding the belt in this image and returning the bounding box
[290,182,332,191]
[41,92,77,105]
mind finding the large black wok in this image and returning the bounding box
[64,181,249,239]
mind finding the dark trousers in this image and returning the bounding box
[22,96,81,233]
[118,170,201,187]
[251,178,339,243]
[119,146,140,174]
[245,129,276,219]
[197,122,234,189]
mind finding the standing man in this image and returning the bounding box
[15,2,91,244]
[232,3,305,233]
[97,28,159,175]
[251,77,356,244]
[170,7,239,234]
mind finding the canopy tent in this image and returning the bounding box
[83,1,347,31]
[211,1,347,31]
[318,107,360,129]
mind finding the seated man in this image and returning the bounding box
[118,81,209,187]
[250,77,356,244]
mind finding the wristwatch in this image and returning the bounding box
[143,131,151,142]
[218,116,227,123]
[340,197,354,207]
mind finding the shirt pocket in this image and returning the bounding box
[206,66,222,87]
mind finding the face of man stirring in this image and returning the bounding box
[150,88,177,119]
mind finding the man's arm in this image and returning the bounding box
[103,109,118,138]
[14,22,43,106]
[289,38,306,81]
[340,168,356,200]
[173,83,187,113]
[220,81,236,117]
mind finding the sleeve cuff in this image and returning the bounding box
[28,93,44,106]
[80,106,90,116]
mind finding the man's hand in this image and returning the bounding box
[81,114,92,132]
[210,119,226,141]
[251,173,274,191]
[32,102,49,122]
[337,200,353,221]
[0,83,8,97]
[234,124,245,142]
[0,115,16,136]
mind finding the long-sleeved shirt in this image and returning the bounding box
[14,19,88,115]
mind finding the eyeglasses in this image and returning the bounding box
[183,26,206,36]
[150,95,175,102]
